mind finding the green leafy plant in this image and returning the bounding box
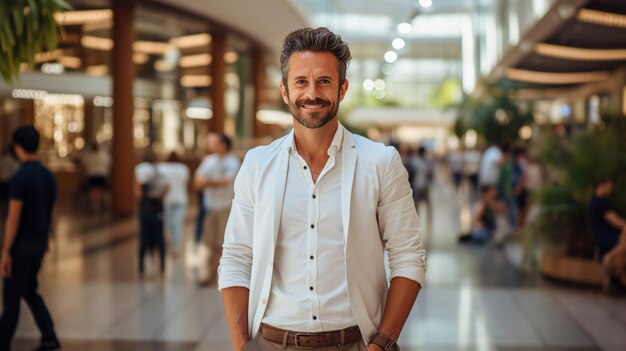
[456,84,534,145]
[526,121,626,259]
[0,0,71,84]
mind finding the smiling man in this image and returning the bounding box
[219,27,427,351]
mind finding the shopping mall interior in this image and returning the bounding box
[1,0,626,350]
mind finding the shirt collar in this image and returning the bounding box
[285,124,344,157]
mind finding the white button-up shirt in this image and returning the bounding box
[262,126,357,331]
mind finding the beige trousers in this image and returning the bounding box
[243,333,368,351]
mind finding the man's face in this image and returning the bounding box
[207,134,220,154]
[279,51,348,129]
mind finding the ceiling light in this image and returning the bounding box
[154,60,175,72]
[55,9,112,25]
[418,0,433,8]
[224,51,239,63]
[133,53,149,64]
[170,33,212,49]
[392,38,405,50]
[374,79,386,90]
[506,68,610,84]
[577,8,626,29]
[363,79,374,91]
[381,64,394,75]
[86,65,109,76]
[58,56,81,69]
[180,75,212,87]
[186,107,213,120]
[384,51,398,63]
[256,109,292,126]
[180,53,212,68]
[133,41,173,55]
[81,36,113,51]
[397,23,413,34]
[535,43,626,61]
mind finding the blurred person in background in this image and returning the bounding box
[0,146,20,227]
[219,27,426,351]
[194,133,216,249]
[463,147,481,199]
[497,144,516,232]
[194,133,240,287]
[448,147,464,192]
[479,143,503,187]
[512,147,529,229]
[589,178,626,294]
[410,146,433,224]
[458,185,501,245]
[80,143,111,211]
[0,126,60,351]
[157,152,189,257]
[135,152,168,276]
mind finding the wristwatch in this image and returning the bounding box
[369,332,400,351]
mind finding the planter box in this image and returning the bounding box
[540,251,603,286]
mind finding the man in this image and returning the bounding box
[479,143,503,187]
[194,133,240,287]
[80,143,111,211]
[219,27,426,351]
[410,146,433,225]
[0,126,60,350]
[589,178,626,293]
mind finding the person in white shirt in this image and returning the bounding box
[479,144,503,187]
[219,27,426,351]
[463,147,481,198]
[194,133,240,287]
[80,143,111,210]
[157,152,190,256]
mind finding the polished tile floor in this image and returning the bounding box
[4,178,626,351]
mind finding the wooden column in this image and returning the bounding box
[111,0,135,215]
[252,47,268,137]
[209,30,226,133]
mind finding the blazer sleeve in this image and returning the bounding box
[218,153,255,290]
[377,147,427,286]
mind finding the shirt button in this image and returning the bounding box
[309,286,314,291]
[310,224,315,229]
[310,255,314,260]
[303,166,308,170]
[312,194,316,199]
[313,316,317,320]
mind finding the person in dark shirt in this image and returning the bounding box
[0,126,60,350]
[589,178,626,293]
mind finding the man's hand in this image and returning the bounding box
[1,251,12,278]
[368,343,384,351]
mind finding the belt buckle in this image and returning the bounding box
[294,333,313,349]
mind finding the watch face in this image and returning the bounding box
[389,343,400,351]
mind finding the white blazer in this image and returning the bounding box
[219,124,427,341]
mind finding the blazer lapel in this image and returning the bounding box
[341,126,357,244]
[269,134,291,246]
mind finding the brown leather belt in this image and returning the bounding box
[259,323,362,348]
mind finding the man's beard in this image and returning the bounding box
[288,96,339,129]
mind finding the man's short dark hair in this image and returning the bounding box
[12,126,40,153]
[219,133,232,152]
[280,27,351,87]
[594,177,612,190]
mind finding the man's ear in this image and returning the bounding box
[339,79,349,101]
[279,81,289,105]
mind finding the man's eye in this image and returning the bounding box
[295,80,307,85]
[320,79,331,84]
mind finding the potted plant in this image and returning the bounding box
[526,119,626,285]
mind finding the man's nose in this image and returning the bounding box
[303,82,322,99]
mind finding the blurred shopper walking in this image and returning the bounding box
[0,127,60,351]
[512,147,529,228]
[589,178,626,294]
[410,146,433,223]
[463,147,481,199]
[157,152,189,257]
[458,185,499,245]
[448,147,464,192]
[135,153,169,276]
[79,143,111,211]
[194,133,239,287]
[0,147,20,230]
[479,144,503,187]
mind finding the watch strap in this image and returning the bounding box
[369,332,397,350]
